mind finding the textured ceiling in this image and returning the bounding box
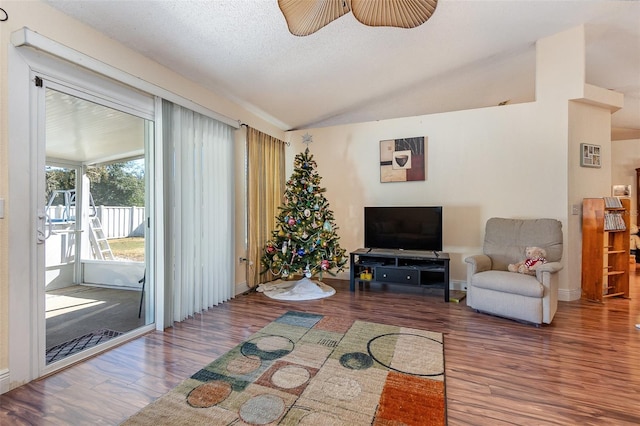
[44,0,640,133]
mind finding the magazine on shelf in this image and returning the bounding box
[604,196,623,208]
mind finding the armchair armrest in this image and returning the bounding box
[464,254,492,274]
[535,261,563,274]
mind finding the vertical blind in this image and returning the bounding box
[162,100,235,323]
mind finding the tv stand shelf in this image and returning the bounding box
[349,248,450,301]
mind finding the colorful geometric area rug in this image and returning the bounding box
[46,328,123,364]
[123,311,446,425]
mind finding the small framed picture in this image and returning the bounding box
[612,184,631,197]
[580,143,601,168]
[379,136,426,183]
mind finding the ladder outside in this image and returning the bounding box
[89,215,115,260]
[46,189,114,260]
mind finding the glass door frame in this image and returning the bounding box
[35,76,157,377]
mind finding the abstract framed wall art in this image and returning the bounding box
[380,136,426,183]
[580,143,601,168]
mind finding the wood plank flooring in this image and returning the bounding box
[1,275,639,425]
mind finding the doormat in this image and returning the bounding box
[122,311,446,425]
[46,328,123,364]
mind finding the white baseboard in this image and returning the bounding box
[235,281,250,296]
[450,279,466,291]
[0,369,9,394]
[558,287,582,302]
[328,270,350,281]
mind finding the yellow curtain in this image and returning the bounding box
[247,127,286,289]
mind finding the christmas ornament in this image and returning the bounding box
[321,259,329,270]
[302,132,313,147]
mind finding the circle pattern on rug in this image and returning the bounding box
[339,352,373,370]
[271,365,310,389]
[321,376,361,400]
[226,354,261,375]
[239,394,285,424]
[241,335,294,361]
[367,333,444,377]
[186,380,232,408]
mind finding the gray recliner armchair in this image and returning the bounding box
[465,218,563,325]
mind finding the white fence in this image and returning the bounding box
[97,206,146,238]
[47,205,145,238]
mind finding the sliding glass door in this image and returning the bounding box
[40,83,155,368]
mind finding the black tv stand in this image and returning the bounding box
[349,248,450,302]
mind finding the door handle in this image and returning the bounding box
[36,209,46,244]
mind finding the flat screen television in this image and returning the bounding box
[364,206,443,252]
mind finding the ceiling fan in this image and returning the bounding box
[278,0,439,36]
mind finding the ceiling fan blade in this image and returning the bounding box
[351,0,438,28]
[278,0,352,36]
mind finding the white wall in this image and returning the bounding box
[567,101,617,300]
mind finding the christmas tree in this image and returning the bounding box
[262,147,347,280]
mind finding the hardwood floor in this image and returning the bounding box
[1,275,639,425]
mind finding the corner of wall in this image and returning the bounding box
[0,369,9,394]
[577,84,624,112]
[536,25,586,102]
[558,287,582,302]
[235,281,249,296]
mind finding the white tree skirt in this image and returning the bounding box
[256,277,335,301]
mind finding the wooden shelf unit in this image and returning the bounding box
[581,197,630,302]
